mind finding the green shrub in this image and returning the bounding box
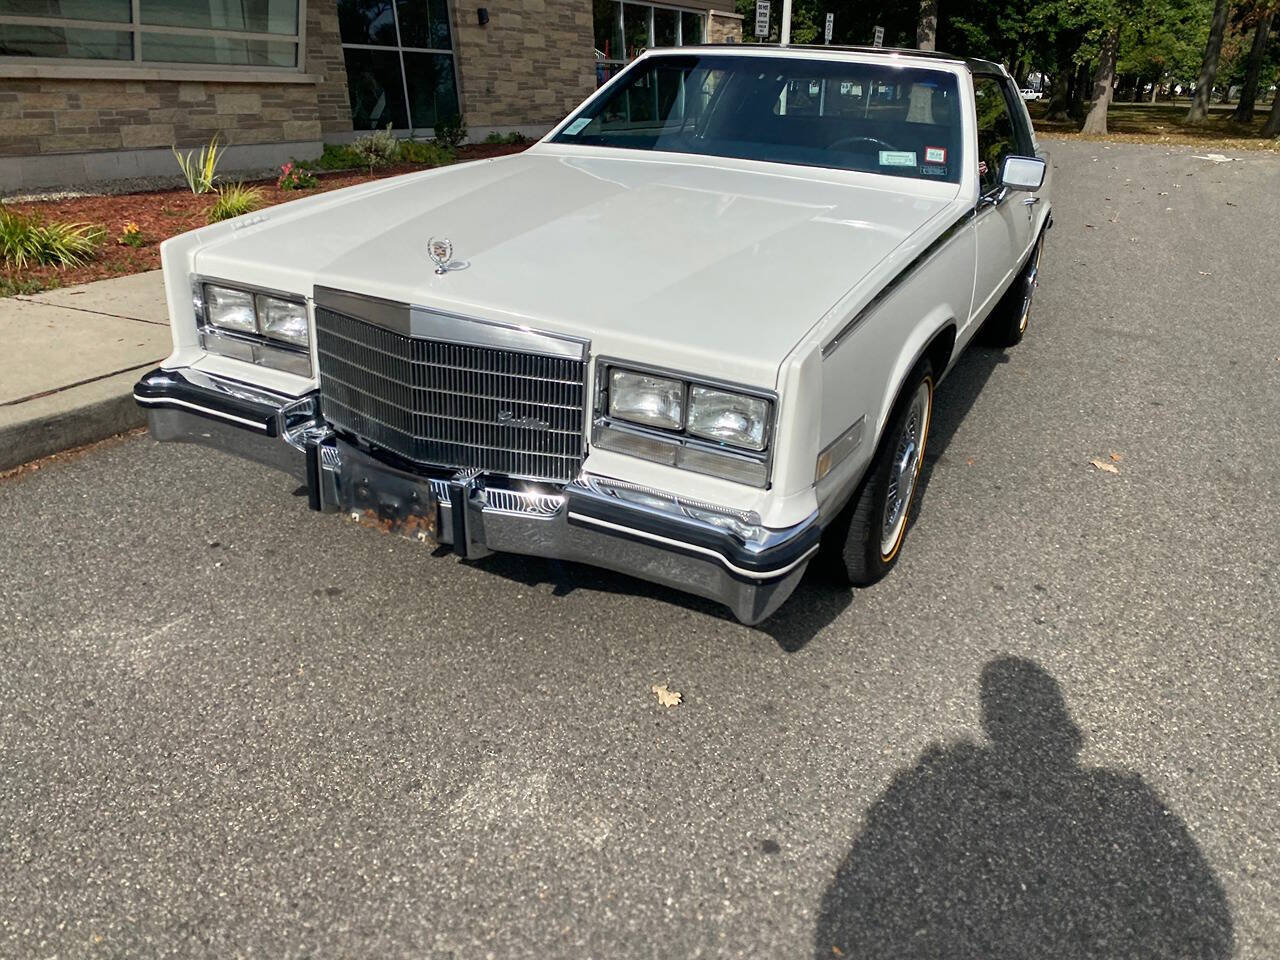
[483,131,529,145]
[397,138,455,166]
[434,112,467,147]
[0,207,105,268]
[351,124,400,172]
[298,143,364,171]
[207,182,265,223]
[172,134,225,194]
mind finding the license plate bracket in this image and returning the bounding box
[335,446,438,545]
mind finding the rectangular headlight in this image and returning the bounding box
[687,386,770,451]
[204,284,255,333]
[257,294,309,347]
[609,369,684,430]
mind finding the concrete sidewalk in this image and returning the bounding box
[0,271,168,471]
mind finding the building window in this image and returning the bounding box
[338,0,458,132]
[593,1,706,87]
[0,0,304,68]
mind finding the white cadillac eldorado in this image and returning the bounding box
[135,45,1052,624]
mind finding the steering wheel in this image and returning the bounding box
[828,136,897,153]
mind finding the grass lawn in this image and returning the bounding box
[0,141,527,299]
[1032,100,1280,152]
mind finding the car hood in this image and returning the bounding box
[194,147,959,386]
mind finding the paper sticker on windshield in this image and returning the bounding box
[879,150,917,168]
[925,146,948,164]
[562,117,592,136]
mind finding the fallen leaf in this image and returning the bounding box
[1198,271,1212,276]
[1084,223,1096,229]
[966,457,976,467]
[1109,452,1123,462]
[651,683,683,708]
[1089,458,1120,475]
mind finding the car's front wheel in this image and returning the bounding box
[822,363,934,586]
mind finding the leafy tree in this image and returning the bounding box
[1082,26,1122,131]
[1265,85,1280,133]
[1232,5,1276,119]
[918,0,940,49]
[1187,0,1233,119]
[1118,0,1214,99]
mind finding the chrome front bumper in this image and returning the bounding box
[135,368,820,624]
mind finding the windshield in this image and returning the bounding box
[552,54,963,183]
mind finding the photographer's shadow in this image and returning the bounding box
[814,658,1233,959]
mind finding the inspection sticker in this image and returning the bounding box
[925,146,948,164]
[878,150,917,167]
[562,117,592,136]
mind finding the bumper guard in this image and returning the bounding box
[134,368,819,623]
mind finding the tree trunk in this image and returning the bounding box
[917,0,939,51]
[1232,13,1274,123]
[1081,28,1120,134]
[1070,61,1091,120]
[1264,81,1280,136]
[1045,69,1071,121]
[1187,0,1231,123]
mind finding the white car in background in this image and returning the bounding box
[1020,87,1043,101]
[135,45,1052,624]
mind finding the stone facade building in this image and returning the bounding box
[0,1,743,191]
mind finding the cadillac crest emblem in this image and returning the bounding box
[428,236,454,274]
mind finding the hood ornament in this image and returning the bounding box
[428,236,469,275]
[428,237,453,274]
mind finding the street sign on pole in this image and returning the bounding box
[754,0,770,39]
[824,12,833,44]
[873,25,885,47]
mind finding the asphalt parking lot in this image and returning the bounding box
[1,140,1277,959]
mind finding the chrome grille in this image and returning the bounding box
[315,306,586,482]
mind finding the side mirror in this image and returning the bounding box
[1001,155,1046,192]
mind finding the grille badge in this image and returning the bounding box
[497,410,551,430]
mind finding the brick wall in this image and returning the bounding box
[0,78,325,159]
[450,0,597,130]
[0,1,351,162]
[306,1,353,135]
[706,9,745,44]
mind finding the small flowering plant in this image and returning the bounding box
[117,221,146,248]
[277,162,318,191]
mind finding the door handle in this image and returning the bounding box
[1023,196,1041,206]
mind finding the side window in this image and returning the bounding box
[972,77,1016,194]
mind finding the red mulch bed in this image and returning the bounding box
[2,142,527,295]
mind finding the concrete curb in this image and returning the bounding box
[0,367,151,473]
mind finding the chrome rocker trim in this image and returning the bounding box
[133,367,818,623]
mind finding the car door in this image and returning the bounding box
[968,74,1038,329]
